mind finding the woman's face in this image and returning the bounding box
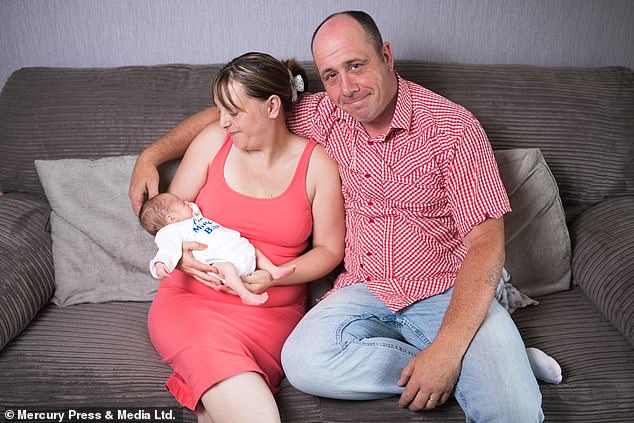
[217,81,271,149]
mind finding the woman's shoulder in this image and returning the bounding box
[305,140,335,167]
[304,139,339,183]
[185,121,228,165]
[285,133,337,174]
[193,121,228,149]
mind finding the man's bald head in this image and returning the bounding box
[311,11,384,58]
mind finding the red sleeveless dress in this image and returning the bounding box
[148,135,316,410]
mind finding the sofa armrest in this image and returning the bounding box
[0,193,55,351]
[570,196,634,347]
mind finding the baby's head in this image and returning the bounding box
[139,193,194,235]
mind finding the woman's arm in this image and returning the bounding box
[243,143,345,291]
[129,107,220,215]
[168,122,225,200]
[166,122,229,285]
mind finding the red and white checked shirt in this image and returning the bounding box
[287,75,510,312]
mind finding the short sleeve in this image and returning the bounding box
[286,92,329,144]
[445,122,511,239]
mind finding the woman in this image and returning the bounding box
[147,53,345,423]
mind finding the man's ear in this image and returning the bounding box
[267,95,282,119]
[382,42,395,71]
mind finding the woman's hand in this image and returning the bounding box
[177,241,225,290]
[242,270,274,294]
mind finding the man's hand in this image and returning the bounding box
[241,270,274,294]
[129,155,160,216]
[397,342,461,411]
[177,241,225,290]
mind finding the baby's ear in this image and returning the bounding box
[166,214,178,224]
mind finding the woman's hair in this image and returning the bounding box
[212,52,309,114]
[139,194,171,236]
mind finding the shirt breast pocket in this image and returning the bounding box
[383,165,446,212]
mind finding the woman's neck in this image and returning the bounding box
[242,121,294,167]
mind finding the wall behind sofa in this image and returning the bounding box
[1,0,633,88]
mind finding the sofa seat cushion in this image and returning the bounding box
[2,288,632,422]
[0,302,174,408]
[513,287,634,422]
[0,301,321,423]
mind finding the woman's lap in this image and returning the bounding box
[148,279,304,410]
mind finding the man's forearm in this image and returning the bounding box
[433,218,505,360]
[141,107,219,166]
[397,219,505,411]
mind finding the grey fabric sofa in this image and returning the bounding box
[1,61,633,422]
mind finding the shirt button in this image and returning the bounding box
[367,140,374,146]
[367,201,373,206]
[366,252,373,257]
[364,173,371,178]
[368,218,374,224]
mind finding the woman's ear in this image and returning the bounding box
[267,95,282,119]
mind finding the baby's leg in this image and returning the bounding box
[254,249,295,280]
[212,262,268,306]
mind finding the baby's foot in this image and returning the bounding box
[242,292,269,306]
[269,265,296,280]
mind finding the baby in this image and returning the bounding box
[139,193,295,305]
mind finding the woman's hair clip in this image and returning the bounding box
[290,74,305,102]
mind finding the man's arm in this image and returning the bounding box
[128,107,219,215]
[398,216,505,411]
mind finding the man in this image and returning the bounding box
[129,11,543,422]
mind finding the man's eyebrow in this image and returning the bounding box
[320,58,366,77]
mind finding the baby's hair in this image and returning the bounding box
[139,194,171,236]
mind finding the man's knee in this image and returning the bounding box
[281,327,329,395]
[280,329,303,381]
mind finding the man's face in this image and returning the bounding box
[312,15,397,129]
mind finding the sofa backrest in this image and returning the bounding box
[1,61,632,223]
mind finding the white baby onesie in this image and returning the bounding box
[149,207,256,279]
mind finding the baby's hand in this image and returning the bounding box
[155,262,171,279]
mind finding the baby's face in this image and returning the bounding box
[166,194,194,222]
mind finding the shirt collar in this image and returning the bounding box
[332,73,413,142]
[390,74,413,134]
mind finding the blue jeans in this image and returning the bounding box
[282,283,543,422]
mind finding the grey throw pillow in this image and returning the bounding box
[35,156,159,305]
[494,148,572,297]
